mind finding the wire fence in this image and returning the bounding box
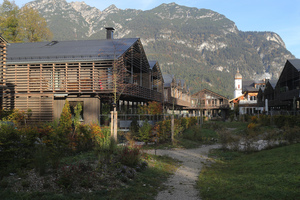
[99,113,194,128]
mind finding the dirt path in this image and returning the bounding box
[146,144,220,200]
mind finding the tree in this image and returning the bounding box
[59,100,72,134]
[19,5,52,42]
[99,38,130,142]
[0,0,21,42]
[0,1,52,42]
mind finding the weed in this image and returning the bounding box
[34,145,49,176]
[118,145,141,167]
[21,180,30,188]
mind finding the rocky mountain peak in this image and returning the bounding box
[103,4,119,13]
[263,32,286,48]
[70,1,102,25]
[24,0,295,97]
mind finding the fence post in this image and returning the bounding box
[171,115,174,144]
[114,110,118,142]
[110,111,114,138]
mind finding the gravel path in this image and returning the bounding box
[146,144,220,200]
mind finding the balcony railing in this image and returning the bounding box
[190,103,229,109]
[123,84,163,102]
[239,100,257,105]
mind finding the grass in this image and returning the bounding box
[142,125,218,150]
[213,121,248,134]
[0,153,179,200]
[197,143,300,200]
[107,154,180,200]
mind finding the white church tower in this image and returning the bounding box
[234,68,242,98]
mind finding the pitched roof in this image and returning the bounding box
[6,38,139,64]
[288,59,300,71]
[163,74,175,87]
[149,61,157,70]
[193,88,228,100]
[0,34,8,44]
[268,79,277,88]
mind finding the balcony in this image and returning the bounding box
[123,84,163,102]
[239,100,257,105]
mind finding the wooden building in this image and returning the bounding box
[230,69,267,115]
[256,59,300,113]
[257,79,277,112]
[190,88,229,117]
[273,59,300,111]
[0,35,8,109]
[4,29,164,123]
[162,74,191,112]
[149,61,163,95]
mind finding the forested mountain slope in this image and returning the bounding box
[26,0,295,98]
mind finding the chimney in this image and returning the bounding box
[105,27,115,39]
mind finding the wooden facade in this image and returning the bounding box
[275,59,300,102]
[163,74,191,109]
[270,59,300,110]
[0,35,8,110]
[5,37,164,123]
[190,88,229,113]
[235,59,300,114]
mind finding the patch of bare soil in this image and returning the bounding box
[146,144,220,200]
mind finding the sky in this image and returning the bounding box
[4,0,300,58]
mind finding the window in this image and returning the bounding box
[69,101,84,121]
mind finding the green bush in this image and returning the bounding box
[181,117,189,129]
[258,114,271,126]
[139,120,153,144]
[75,124,93,152]
[0,124,21,176]
[189,117,198,126]
[129,117,140,140]
[34,145,49,176]
[155,119,171,143]
[173,118,184,138]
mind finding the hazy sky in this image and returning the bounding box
[4,0,300,58]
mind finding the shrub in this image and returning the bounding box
[59,100,72,135]
[283,125,300,143]
[250,116,258,123]
[138,101,162,115]
[189,117,198,126]
[75,124,93,152]
[129,117,140,140]
[247,122,258,130]
[94,128,116,163]
[0,123,21,176]
[217,128,240,150]
[91,123,110,148]
[34,145,49,176]
[118,145,141,168]
[3,109,32,127]
[258,114,271,126]
[274,115,287,128]
[173,118,184,137]
[17,126,40,165]
[138,119,153,144]
[181,117,189,129]
[155,119,171,143]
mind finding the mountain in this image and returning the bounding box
[25,0,295,98]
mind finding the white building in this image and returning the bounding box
[234,69,242,98]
